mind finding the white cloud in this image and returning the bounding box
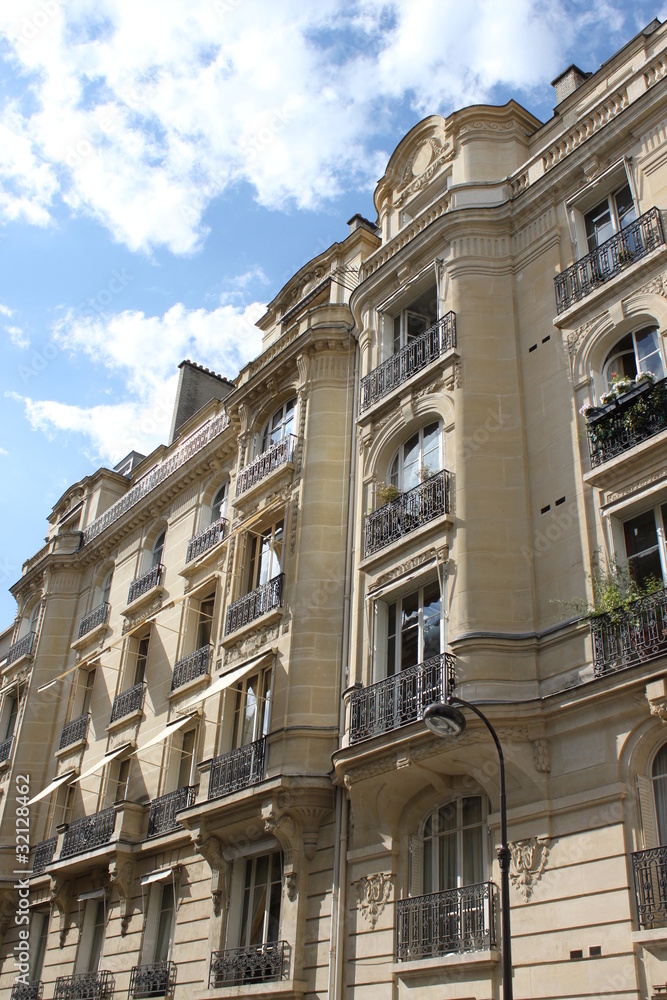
[5,325,29,349]
[0,0,651,252]
[12,298,264,463]
[0,447,7,457]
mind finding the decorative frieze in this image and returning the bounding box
[542,89,629,172]
[533,738,551,773]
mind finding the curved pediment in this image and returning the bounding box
[374,115,451,215]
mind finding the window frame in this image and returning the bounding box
[410,795,488,897]
[260,399,296,456]
[388,421,443,494]
[565,159,639,260]
[246,520,284,594]
[211,483,228,524]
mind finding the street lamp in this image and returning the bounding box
[424,697,513,1000]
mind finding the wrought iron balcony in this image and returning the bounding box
[60,805,116,859]
[360,312,457,413]
[83,410,229,544]
[110,681,145,723]
[632,846,667,927]
[186,517,227,562]
[589,586,667,677]
[585,376,667,468]
[235,435,296,497]
[11,984,43,1000]
[59,713,89,750]
[349,653,456,745]
[209,737,266,800]
[77,602,111,638]
[127,564,164,604]
[171,645,211,690]
[7,631,37,665]
[209,941,288,988]
[53,971,114,999]
[0,736,13,763]
[128,961,177,998]
[147,785,197,839]
[555,207,665,314]
[224,574,284,635]
[396,882,498,961]
[364,469,451,557]
[32,836,58,875]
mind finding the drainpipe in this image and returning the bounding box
[327,331,359,1000]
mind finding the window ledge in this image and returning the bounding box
[180,538,228,578]
[232,461,295,510]
[106,708,144,735]
[193,978,307,1000]
[71,620,110,651]
[552,241,667,330]
[632,927,667,947]
[122,584,166,618]
[55,737,87,759]
[583,425,667,491]
[221,607,283,649]
[358,347,460,425]
[168,670,212,702]
[359,510,453,576]
[391,948,500,979]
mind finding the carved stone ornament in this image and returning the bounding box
[225,623,280,664]
[50,876,73,947]
[122,595,163,634]
[353,873,393,928]
[109,860,134,936]
[509,838,550,901]
[284,871,298,902]
[533,738,551,773]
[194,834,227,918]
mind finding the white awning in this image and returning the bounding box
[28,768,76,805]
[180,651,274,712]
[366,557,437,602]
[132,713,199,756]
[70,742,132,785]
[141,867,175,885]
[78,888,106,901]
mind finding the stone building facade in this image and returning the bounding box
[2,17,667,1000]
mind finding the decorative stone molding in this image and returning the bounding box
[194,834,228,918]
[109,859,134,935]
[50,876,73,947]
[375,549,441,588]
[353,872,393,928]
[121,595,163,634]
[284,871,298,902]
[533,738,551,773]
[225,623,280,664]
[646,679,667,723]
[509,838,550,900]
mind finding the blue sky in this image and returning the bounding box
[0,0,664,624]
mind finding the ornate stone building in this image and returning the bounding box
[2,16,667,1000]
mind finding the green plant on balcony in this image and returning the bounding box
[375,482,402,508]
[561,557,663,624]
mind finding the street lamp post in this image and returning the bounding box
[424,696,513,1000]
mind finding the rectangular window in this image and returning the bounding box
[51,783,75,835]
[240,852,282,946]
[29,910,50,981]
[232,670,271,749]
[153,885,175,963]
[623,506,667,588]
[381,581,442,677]
[75,898,106,974]
[133,635,150,685]
[196,595,215,649]
[391,286,437,354]
[78,668,96,716]
[247,522,284,592]
[176,729,196,789]
[2,694,18,742]
[114,758,131,804]
[584,183,637,252]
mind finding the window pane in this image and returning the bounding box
[402,433,421,491]
[421,423,440,474]
[585,200,613,251]
[387,603,397,677]
[87,901,105,972]
[422,583,441,660]
[438,831,457,890]
[406,311,428,342]
[624,511,658,557]
[615,184,636,228]
[438,802,458,834]
[400,590,419,670]
[154,888,174,963]
[423,837,432,894]
[462,825,484,885]
[462,796,483,826]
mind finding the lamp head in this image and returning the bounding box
[424,701,467,738]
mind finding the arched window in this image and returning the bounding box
[389,421,442,493]
[152,530,166,568]
[652,744,667,845]
[211,484,227,524]
[420,796,486,894]
[261,399,296,454]
[604,326,665,386]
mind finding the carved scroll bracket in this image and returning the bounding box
[353,872,393,928]
[509,837,550,901]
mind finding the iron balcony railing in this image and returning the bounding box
[350,653,456,745]
[110,681,145,723]
[360,312,457,413]
[128,961,177,998]
[83,411,229,544]
[554,207,665,314]
[59,713,89,750]
[186,517,227,563]
[7,631,37,665]
[77,602,111,639]
[0,736,13,763]
[60,805,116,859]
[127,564,164,604]
[32,836,58,875]
[585,376,667,468]
[11,984,43,1000]
[209,737,266,800]
[632,847,667,928]
[396,882,498,961]
[224,574,284,635]
[171,645,211,690]
[589,586,667,677]
[364,470,451,557]
[209,941,288,988]
[235,435,297,497]
[53,971,114,1000]
[147,785,197,839]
